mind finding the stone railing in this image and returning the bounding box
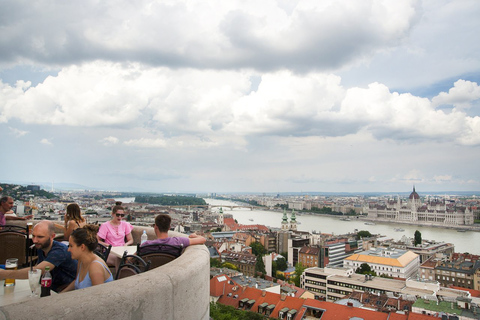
[0,224,210,320]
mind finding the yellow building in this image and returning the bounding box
[344,247,419,279]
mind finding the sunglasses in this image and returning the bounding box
[116,213,125,217]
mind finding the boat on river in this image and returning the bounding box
[395,228,405,232]
[364,222,376,225]
[340,217,351,221]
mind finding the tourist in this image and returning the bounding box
[0,220,77,292]
[97,202,133,266]
[62,225,113,292]
[140,214,206,252]
[54,203,86,242]
[0,196,33,223]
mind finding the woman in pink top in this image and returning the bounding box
[97,202,133,267]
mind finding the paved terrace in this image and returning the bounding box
[0,223,210,320]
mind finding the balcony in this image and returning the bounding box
[0,224,210,320]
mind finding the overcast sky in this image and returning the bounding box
[1,0,479,193]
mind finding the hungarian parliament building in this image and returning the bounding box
[368,187,474,226]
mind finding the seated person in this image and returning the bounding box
[140,214,206,254]
[54,203,87,242]
[97,202,133,268]
[0,220,77,292]
[62,225,113,292]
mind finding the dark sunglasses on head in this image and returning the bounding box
[116,213,125,217]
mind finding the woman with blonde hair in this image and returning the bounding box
[62,225,113,291]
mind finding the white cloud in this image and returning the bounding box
[99,136,119,146]
[40,138,53,146]
[1,64,479,147]
[432,80,480,110]
[124,138,167,148]
[8,126,28,137]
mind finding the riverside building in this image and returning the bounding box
[368,187,474,226]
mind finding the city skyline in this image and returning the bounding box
[1,1,479,193]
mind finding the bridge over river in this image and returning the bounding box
[164,204,260,211]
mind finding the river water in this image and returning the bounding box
[204,198,480,255]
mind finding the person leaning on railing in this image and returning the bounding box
[140,214,206,250]
[0,196,33,222]
[61,225,113,292]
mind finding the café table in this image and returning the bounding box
[0,279,55,307]
[109,246,137,259]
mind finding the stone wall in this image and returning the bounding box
[0,225,210,320]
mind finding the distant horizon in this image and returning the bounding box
[2,180,479,197]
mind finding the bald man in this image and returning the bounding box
[0,221,77,292]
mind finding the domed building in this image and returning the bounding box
[368,187,474,226]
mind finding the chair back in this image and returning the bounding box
[115,252,150,280]
[0,225,29,266]
[137,242,184,269]
[94,243,112,263]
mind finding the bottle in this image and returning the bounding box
[40,266,52,297]
[141,230,148,245]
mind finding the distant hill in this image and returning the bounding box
[0,183,57,200]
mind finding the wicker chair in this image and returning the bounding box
[115,252,150,280]
[136,242,184,270]
[94,243,112,263]
[0,225,29,266]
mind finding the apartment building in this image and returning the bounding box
[301,266,469,303]
[343,247,420,279]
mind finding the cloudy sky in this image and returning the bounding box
[1,0,479,193]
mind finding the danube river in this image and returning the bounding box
[205,198,480,255]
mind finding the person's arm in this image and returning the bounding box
[60,280,76,293]
[0,260,55,280]
[97,234,109,247]
[6,215,31,221]
[53,222,67,232]
[125,232,134,246]
[188,233,206,245]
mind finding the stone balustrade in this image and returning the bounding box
[0,224,210,320]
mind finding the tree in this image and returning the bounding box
[292,262,306,287]
[255,255,266,275]
[356,263,375,275]
[357,230,372,239]
[221,262,238,270]
[414,230,422,246]
[210,258,222,268]
[275,257,288,271]
[250,242,266,257]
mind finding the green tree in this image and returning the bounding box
[210,302,265,320]
[357,230,372,239]
[275,257,288,271]
[255,255,266,274]
[414,230,422,246]
[356,263,376,275]
[250,242,266,257]
[210,258,222,268]
[292,262,306,287]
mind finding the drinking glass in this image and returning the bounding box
[4,258,18,287]
[28,269,41,297]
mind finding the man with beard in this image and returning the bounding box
[0,220,77,292]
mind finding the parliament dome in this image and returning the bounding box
[409,187,420,200]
